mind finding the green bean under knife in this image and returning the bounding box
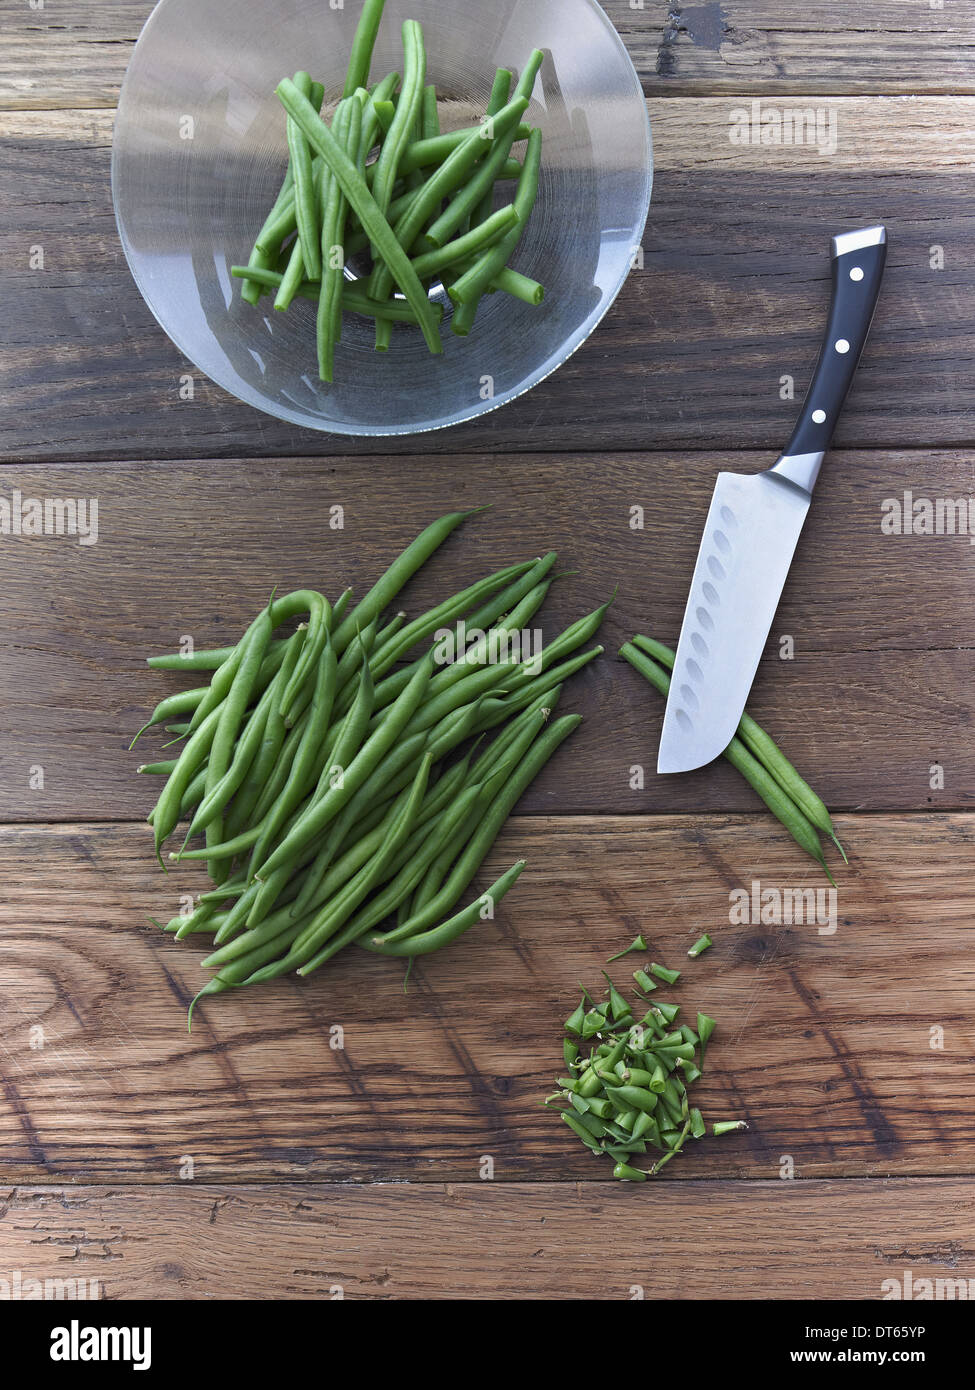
[621,637,842,880]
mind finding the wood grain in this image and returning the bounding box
[2,2,973,1302]
[3,2,975,109]
[2,1177,973,1299]
[1,815,973,1184]
[0,452,972,821]
[3,98,974,459]
[610,2,975,97]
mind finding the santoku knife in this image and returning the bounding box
[658,225,888,775]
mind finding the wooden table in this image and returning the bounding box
[2,1,974,1301]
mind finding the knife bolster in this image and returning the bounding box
[770,450,826,494]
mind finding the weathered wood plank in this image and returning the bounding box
[610,1,975,96]
[2,1178,972,1299]
[3,2,975,110]
[3,98,972,459]
[1,815,972,1184]
[0,452,971,820]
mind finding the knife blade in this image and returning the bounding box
[658,225,888,775]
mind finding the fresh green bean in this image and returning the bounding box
[333,619,378,699]
[162,897,221,940]
[241,141,301,306]
[475,646,604,731]
[512,599,612,681]
[230,266,443,323]
[343,184,425,258]
[629,633,845,859]
[210,879,264,946]
[255,195,300,260]
[409,703,551,918]
[620,642,833,879]
[174,824,263,863]
[359,858,527,962]
[373,99,396,135]
[358,70,400,166]
[491,266,545,306]
[376,613,407,652]
[276,76,443,354]
[247,706,311,828]
[422,580,554,706]
[331,509,483,657]
[262,149,520,264]
[356,558,534,687]
[146,638,290,699]
[202,894,314,971]
[129,688,208,749]
[467,549,558,625]
[448,127,542,309]
[367,20,425,221]
[317,95,357,382]
[396,123,531,177]
[410,206,518,283]
[452,264,547,326]
[224,630,307,839]
[202,609,274,881]
[285,72,321,286]
[242,644,378,922]
[242,754,433,984]
[291,695,488,919]
[152,706,223,862]
[143,517,603,1006]
[287,751,476,924]
[146,640,285,677]
[470,685,561,782]
[447,126,539,308]
[255,651,432,883]
[147,648,236,672]
[343,0,387,97]
[247,632,338,876]
[370,96,528,303]
[373,713,581,948]
[367,555,555,716]
[304,774,491,955]
[423,92,532,251]
[447,69,515,333]
[281,596,331,720]
[177,651,288,848]
[180,590,324,740]
[188,914,306,1023]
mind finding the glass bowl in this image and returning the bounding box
[112,0,652,436]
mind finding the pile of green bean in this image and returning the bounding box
[232,0,546,379]
[135,509,607,1020]
[548,970,745,1181]
[621,636,846,882]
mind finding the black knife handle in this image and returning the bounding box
[781,226,887,465]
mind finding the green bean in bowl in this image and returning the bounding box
[112,0,653,433]
[231,0,546,381]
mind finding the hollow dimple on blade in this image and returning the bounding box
[658,471,811,774]
[670,505,739,737]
